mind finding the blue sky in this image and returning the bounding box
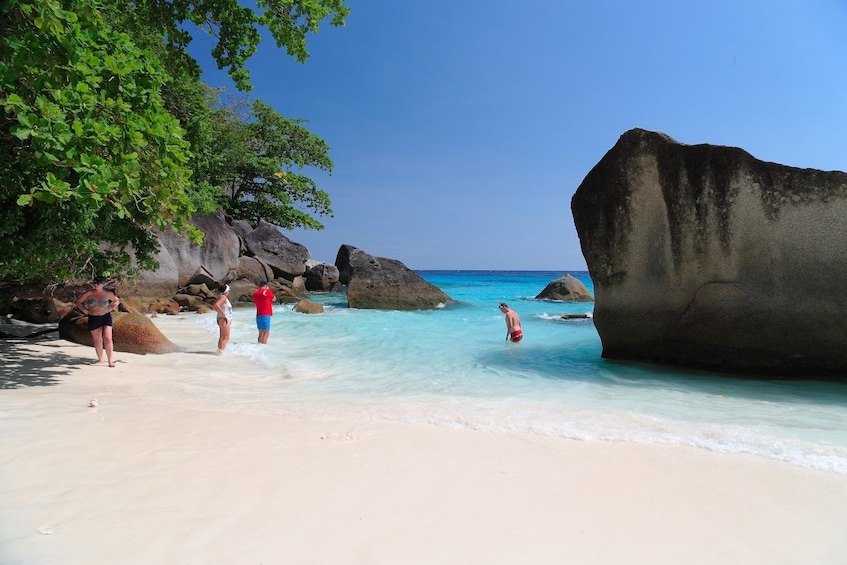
[192,1,847,270]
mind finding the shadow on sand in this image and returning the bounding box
[0,334,91,389]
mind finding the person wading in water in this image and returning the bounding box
[499,302,523,343]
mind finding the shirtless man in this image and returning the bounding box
[499,302,523,343]
[75,277,121,366]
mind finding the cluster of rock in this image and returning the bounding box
[0,214,457,352]
[572,128,847,377]
[117,212,341,314]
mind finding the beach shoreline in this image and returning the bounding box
[1,321,846,564]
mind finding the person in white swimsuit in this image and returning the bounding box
[213,284,233,354]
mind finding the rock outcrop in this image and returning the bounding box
[536,275,594,302]
[119,210,240,301]
[2,213,453,324]
[244,220,309,279]
[336,245,453,310]
[110,214,320,312]
[236,256,274,285]
[305,262,340,292]
[59,311,180,354]
[571,128,847,377]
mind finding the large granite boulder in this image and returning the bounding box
[236,256,275,284]
[117,243,179,303]
[304,262,340,292]
[335,245,453,310]
[59,311,180,354]
[229,218,252,255]
[243,220,309,279]
[536,275,594,302]
[571,128,847,377]
[119,211,240,301]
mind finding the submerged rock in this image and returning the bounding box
[293,298,325,314]
[536,275,594,302]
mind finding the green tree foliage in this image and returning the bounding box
[98,1,221,216]
[136,0,349,91]
[197,93,334,229]
[0,0,348,282]
[0,0,201,281]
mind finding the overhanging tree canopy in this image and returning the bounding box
[0,0,348,282]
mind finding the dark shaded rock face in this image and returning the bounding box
[273,277,307,304]
[244,221,309,279]
[305,262,340,292]
[335,245,453,310]
[59,311,180,354]
[8,297,58,323]
[571,128,847,378]
[536,275,594,302]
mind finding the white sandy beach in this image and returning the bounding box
[1,318,846,565]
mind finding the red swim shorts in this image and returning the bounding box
[510,330,523,343]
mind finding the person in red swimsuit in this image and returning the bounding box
[499,302,523,343]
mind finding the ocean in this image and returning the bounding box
[161,270,847,474]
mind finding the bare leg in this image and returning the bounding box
[102,325,116,367]
[217,319,230,352]
[90,328,105,364]
[258,330,269,344]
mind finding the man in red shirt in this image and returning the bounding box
[252,280,276,344]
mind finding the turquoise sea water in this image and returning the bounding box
[175,270,847,473]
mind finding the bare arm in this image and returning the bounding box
[75,291,91,314]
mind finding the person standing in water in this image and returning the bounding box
[213,284,233,354]
[252,280,275,344]
[499,302,523,343]
[75,276,121,367]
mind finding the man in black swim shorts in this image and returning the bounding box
[87,313,113,331]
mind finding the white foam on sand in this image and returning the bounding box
[1,317,846,564]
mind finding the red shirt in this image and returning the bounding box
[252,287,275,316]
